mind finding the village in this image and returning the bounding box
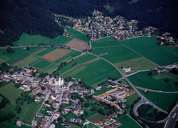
[0,64,134,128]
[72,10,143,40]
[54,10,177,46]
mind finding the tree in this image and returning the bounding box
[15,105,22,113]
[147,72,153,76]
[6,47,14,53]
[26,46,30,51]
[0,63,10,72]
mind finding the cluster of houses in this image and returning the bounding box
[94,86,135,115]
[54,10,177,46]
[0,67,91,128]
[158,32,176,46]
[72,10,155,40]
[153,63,178,74]
[91,114,121,128]
[0,65,138,128]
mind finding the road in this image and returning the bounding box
[0,43,169,114]
[136,86,178,94]
[164,104,178,128]
[88,52,168,114]
[32,92,50,123]
[0,41,170,115]
[133,98,167,124]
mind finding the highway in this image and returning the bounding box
[133,98,167,124]
[164,104,178,128]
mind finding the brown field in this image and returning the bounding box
[42,48,71,62]
[66,39,90,51]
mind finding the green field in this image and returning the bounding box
[126,94,139,113]
[84,123,99,128]
[56,54,120,88]
[129,71,178,92]
[36,47,55,56]
[0,32,81,73]
[66,27,90,42]
[92,39,140,64]
[19,102,40,123]
[0,121,30,128]
[0,48,39,64]
[31,58,51,69]
[116,57,158,72]
[7,46,80,73]
[117,115,142,128]
[63,59,121,88]
[91,36,178,72]
[0,83,22,105]
[14,48,47,67]
[91,37,118,47]
[87,112,105,122]
[138,88,178,111]
[15,33,71,45]
[1,31,178,128]
[30,49,80,73]
[13,48,56,72]
[54,50,81,63]
[123,37,178,65]
[0,83,40,125]
[56,53,96,74]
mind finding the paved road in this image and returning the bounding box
[88,52,168,114]
[164,104,178,128]
[133,98,167,124]
[0,42,169,113]
[136,86,178,94]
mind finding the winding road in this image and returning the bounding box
[164,104,178,128]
